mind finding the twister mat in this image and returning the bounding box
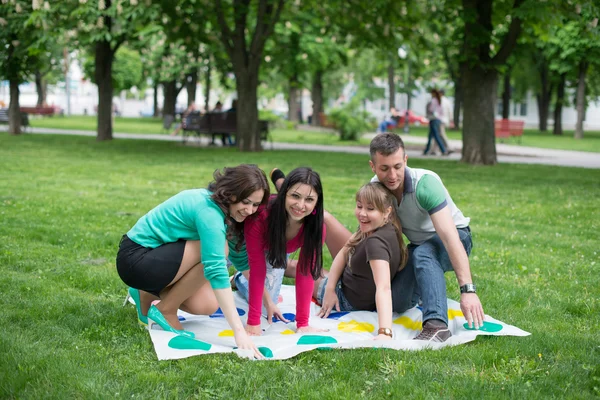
[130,285,530,360]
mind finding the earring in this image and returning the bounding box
[312,209,317,215]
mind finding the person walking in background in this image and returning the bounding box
[422,89,448,156]
[427,89,454,155]
[170,103,197,136]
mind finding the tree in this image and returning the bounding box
[460,0,526,165]
[35,0,160,141]
[0,0,39,134]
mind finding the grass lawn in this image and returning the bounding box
[29,115,600,153]
[1,133,599,399]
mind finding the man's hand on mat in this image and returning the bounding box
[317,290,340,318]
[460,293,485,329]
[234,331,264,359]
[296,326,329,333]
[245,324,263,336]
[266,302,288,324]
[373,334,393,341]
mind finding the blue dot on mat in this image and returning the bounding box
[178,316,186,321]
[325,311,349,320]
[273,313,296,323]
[209,307,246,318]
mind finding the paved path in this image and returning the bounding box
[4,126,599,169]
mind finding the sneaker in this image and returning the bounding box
[413,319,452,342]
[269,168,285,188]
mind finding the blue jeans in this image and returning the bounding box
[233,260,285,315]
[378,120,397,133]
[391,227,472,325]
[316,276,357,312]
[423,119,446,154]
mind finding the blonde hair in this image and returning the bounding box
[344,182,408,270]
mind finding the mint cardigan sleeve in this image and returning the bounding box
[194,208,230,290]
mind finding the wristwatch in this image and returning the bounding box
[378,327,393,338]
[460,283,477,294]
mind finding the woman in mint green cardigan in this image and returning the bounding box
[117,164,269,358]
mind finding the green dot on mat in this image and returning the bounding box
[463,321,503,333]
[297,335,338,345]
[258,347,273,358]
[317,347,333,351]
[168,335,212,351]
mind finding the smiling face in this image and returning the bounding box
[285,183,318,223]
[355,199,391,234]
[229,189,265,222]
[369,148,407,192]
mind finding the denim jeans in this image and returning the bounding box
[316,276,357,312]
[423,119,446,154]
[233,259,285,315]
[391,227,472,325]
[378,120,397,133]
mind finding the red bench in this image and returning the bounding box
[495,119,524,143]
[20,106,63,116]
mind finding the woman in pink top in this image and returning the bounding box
[244,167,328,335]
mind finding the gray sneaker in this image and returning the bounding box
[414,319,452,342]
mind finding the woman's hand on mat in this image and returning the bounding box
[373,334,393,341]
[296,325,329,333]
[266,302,288,324]
[460,293,485,329]
[234,331,264,359]
[245,324,263,336]
[317,290,340,318]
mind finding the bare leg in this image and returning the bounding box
[155,240,203,330]
[324,210,352,259]
[139,290,160,317]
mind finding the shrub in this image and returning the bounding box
[327,100,375,141]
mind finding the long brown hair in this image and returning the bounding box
[344,182,408,270]
[208,164,270,249]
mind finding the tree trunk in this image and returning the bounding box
[152,83,159,117]
[460,64,498,165]
[453,77,462,130]
[204,59,212,112]
[162,80,177,118]
[95,40,114,141]
[311,70,323,127]
[501,70,510,119]
[235,69,261,151]
[536,64,552,132]
[574,60,588,139]
[186,68,198,106]
[8,79,21,135]
[35,69,46,107]
[553,73,565,136]
[288,76,300,123]
[388,57,395,109]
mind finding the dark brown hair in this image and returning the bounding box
[208,164,270,249]
[369,133,406,160]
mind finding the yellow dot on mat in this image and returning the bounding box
[281,329,296,335]
[218,330,234,337]
[337,320,375,333]
[448,309,464,320]
[393,316,422,331]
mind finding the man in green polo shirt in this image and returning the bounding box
[369,133,484,342]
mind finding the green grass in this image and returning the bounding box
[29,115,600,153]
[1,133,599,399]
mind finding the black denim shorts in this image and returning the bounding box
[116,235,185,297]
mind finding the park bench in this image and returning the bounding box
[182,112,272,148]
[20,105,63,116]
[495,119,524,143]
[0,108,30,130]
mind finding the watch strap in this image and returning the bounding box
[378,327,393,338]
[460,283,476,294]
